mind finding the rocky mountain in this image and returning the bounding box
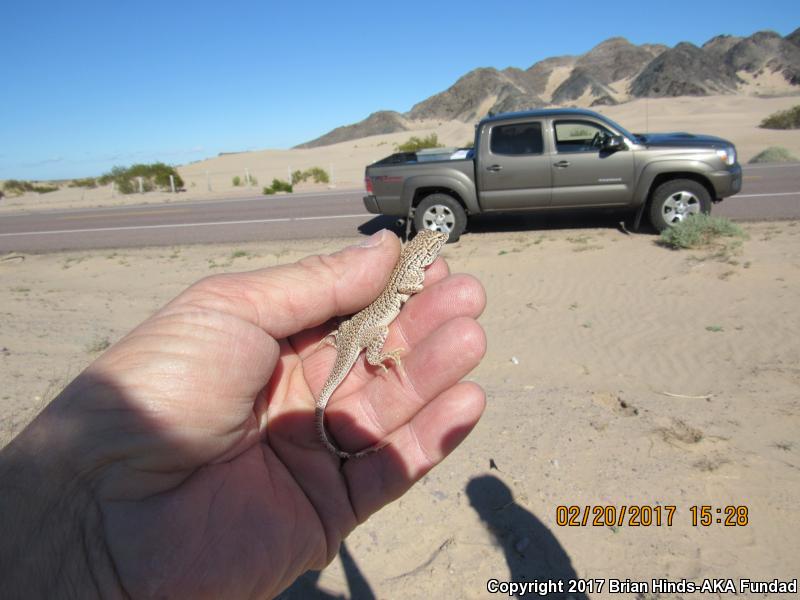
[298,27,800,148]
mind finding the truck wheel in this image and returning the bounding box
[648,179,711,232]
[414,193,467,242]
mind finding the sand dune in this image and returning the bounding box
[1,95,798,214]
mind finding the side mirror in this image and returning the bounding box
[602,135,626,151]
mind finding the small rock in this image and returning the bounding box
[510,356,519,365]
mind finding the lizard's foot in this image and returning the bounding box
[314,330,338,351]
[377,348,405,376]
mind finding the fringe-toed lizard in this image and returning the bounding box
[316,229,449,459]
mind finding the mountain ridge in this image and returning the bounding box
[296,27,800,149]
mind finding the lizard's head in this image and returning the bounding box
[407,228,449,266]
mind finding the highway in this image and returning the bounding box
[1,164,798,253]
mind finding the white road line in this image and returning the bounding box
[743,163,800,170]
[0,213,369,238]
[735,192,800,198]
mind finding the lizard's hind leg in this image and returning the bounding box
[314,329,339,351]
[365,326,405,374]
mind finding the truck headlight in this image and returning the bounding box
[716,146,736,166]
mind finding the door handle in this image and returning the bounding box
[553,160,571,168]
[486,164,503,172]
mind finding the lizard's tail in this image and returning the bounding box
[315,349,384,460]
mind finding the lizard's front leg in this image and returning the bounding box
[365,326,404,373]
[396,268,425,296]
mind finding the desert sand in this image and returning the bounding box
[2,95,798,214]
[2,222,799,597]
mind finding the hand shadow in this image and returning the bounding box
[466,475,588,599]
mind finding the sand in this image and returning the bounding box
[2,222,799,597]
[2,95,798,214]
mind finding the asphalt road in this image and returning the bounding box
[1,164,798,253]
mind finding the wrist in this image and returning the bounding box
[0,412,128,599]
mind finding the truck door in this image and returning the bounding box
[476,120,551,210]
[549,119,635,207]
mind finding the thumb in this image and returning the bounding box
[166,229,402,338]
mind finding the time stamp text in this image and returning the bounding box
[555,505,749,527]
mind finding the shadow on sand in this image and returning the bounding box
[276,541,375,600]
[466,475,588,600]
[358,208,649,241]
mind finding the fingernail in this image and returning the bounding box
[358,229,388,248]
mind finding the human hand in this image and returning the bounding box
[0,230,486,599]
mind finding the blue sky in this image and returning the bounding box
[1,0,797,180]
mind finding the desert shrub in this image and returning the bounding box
[291,167,330,185]
[759,105,800,129]
[658,214,746,250]
[232,176,242,186]
[69,177,98,188]
[100,163,183,194]
[2,179,59,195]
[306,166,329,183]
[248,175,257,186]
[395,133,443,152]
[262,179,293,194]
[749,146,798,163]
[270,178,293,193]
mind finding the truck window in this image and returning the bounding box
[554,120,612,153]
[490,122,543,156]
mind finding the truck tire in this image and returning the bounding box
[414,193,467,242]
[648,179,711,232]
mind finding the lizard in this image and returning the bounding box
[315,228,449,459]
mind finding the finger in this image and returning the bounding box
[324,316,486,453]
[343,381,486,521]
[163,229,402,339]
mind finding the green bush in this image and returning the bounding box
[759,105,800,129]
[2,179,59,195]
[232,175,242,187]
[262,179,293,194]
[749,146,798,164]
[395,133,443,152]
[291,167,330,185]
[100,163,183,194]
[68,177,98,188]
[271,178,293,193]
[658,214,746,249]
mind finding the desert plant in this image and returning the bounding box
[759,105,800,129]
[2,179,59,195]
[291,167,330,185]
[658,214,746,250]
[232,175,242,187]
[68,177,98,188]
[99,163,183,194]
[749,146,798,163]
[395,133,443,152]
[306,166,329,184]
[262,186,275,195]
[270,178,293,193]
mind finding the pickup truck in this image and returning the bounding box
[362,108,742,241]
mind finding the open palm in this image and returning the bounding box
[40,231,486,598]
